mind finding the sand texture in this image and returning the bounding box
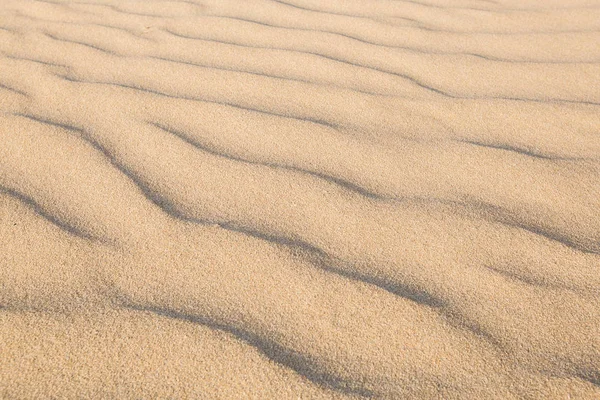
[1,0,600,398]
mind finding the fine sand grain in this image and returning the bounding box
[1,0,600,398]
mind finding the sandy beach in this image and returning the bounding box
[1,0,599,398]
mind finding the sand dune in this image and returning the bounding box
[1,0,600,398]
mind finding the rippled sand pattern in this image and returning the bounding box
[1,0,600,398]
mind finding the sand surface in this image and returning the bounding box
[1,0,600,398]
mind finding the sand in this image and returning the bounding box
[1,0,599,398]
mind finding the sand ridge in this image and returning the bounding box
[1,0,600,398]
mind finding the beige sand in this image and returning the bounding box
[1,0,600,398]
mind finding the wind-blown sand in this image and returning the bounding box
[1,0,600,398]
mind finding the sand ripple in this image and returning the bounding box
[1,0,599,398]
